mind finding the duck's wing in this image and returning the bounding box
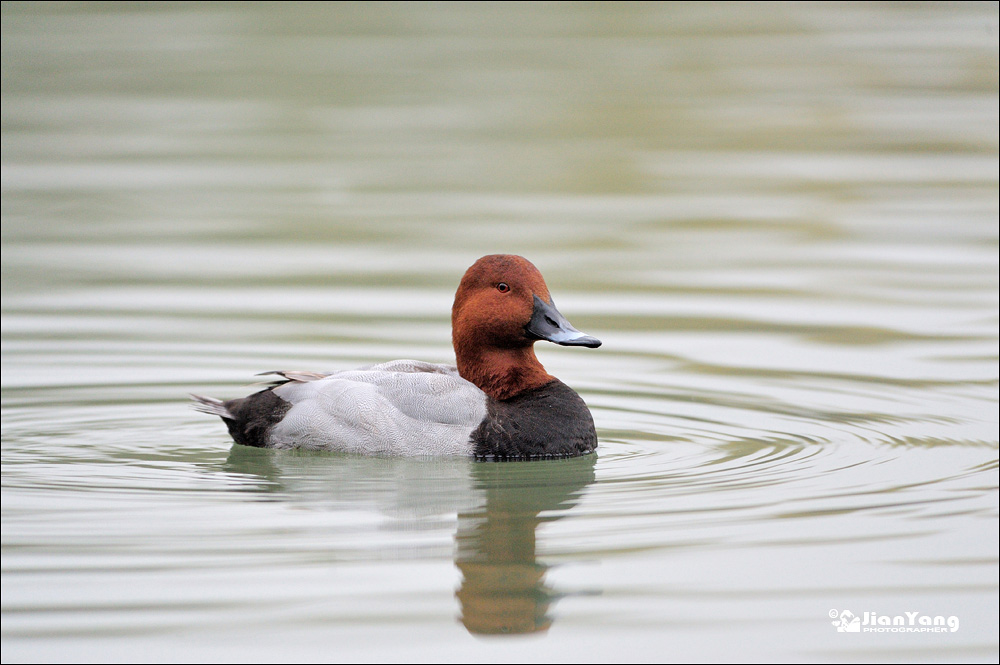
[255,370,333,385]
[257,361,458,386]
[268,361,487,455]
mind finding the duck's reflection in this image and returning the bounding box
[456,456,595,634]
[221,446,596,635]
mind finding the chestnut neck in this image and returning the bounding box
[455,343,554,401]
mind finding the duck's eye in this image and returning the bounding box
[496,282,510,293]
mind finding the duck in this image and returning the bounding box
[191,254,601,459]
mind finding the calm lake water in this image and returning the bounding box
[2,2,997,662]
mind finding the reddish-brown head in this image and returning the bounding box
[452,255,600,400]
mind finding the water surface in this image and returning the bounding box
[2,3,998,662]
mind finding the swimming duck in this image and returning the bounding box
[192,254,601,459]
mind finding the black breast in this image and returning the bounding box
[471,379,598,460]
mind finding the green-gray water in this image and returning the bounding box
[2,3,997,662]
